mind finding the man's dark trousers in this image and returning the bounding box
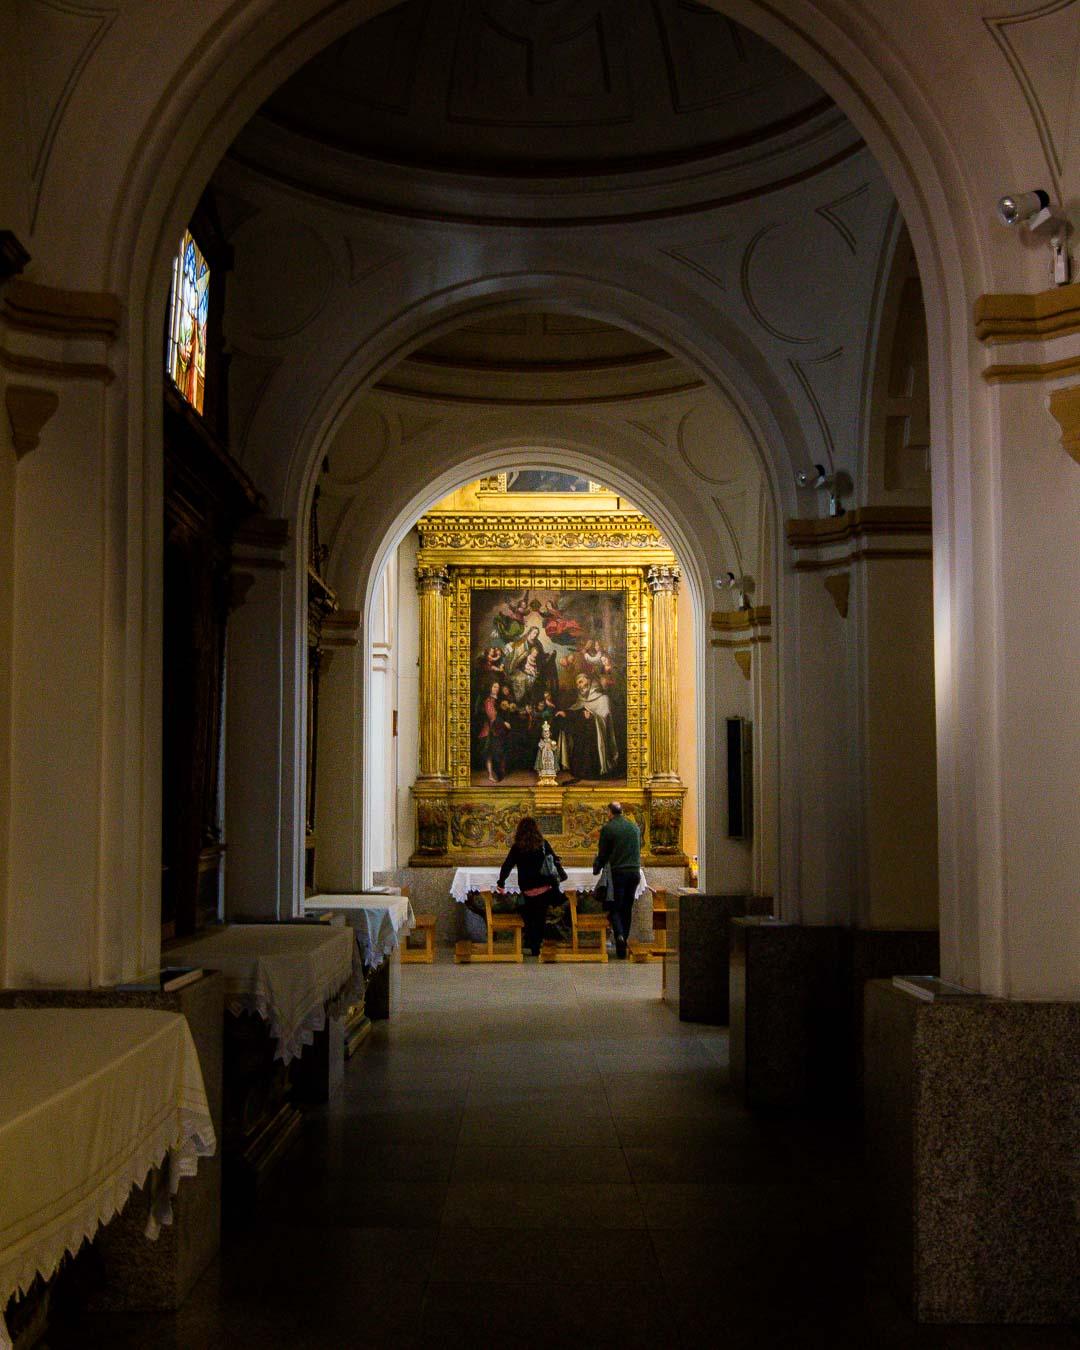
[609,869,638,951]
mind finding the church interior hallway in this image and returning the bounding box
[54,964,1078,1349]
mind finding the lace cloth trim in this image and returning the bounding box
[226,942,363,1064]
[0,1107,215,1350]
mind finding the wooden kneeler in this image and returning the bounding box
[401,913,436,964]
[454,890,524,963]
[540,890,608,963]
[630,888,668,963]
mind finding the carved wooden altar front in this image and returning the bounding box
[410,502,687,866]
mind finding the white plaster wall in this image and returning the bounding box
[994,379,1080,999]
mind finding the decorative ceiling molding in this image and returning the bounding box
[16,0,117,228]
[741,224,815,344]
[789,347,844,472]
[984,0,1080,196]
[662,236,732,290]
[815,182,870,256]
[675,407,736,484]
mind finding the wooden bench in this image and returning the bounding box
[401,912,436,964]
[540,890,608,963]
[630,888,669,962]
[454,891,524,963]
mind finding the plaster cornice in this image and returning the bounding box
[1,280,121,341]
[974,283,1080,344]
[785,506,932,549]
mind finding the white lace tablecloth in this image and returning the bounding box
[449,867,649,903]
[0,1008,216,1348]
[167,924,357,1065]
[304,895,416,968]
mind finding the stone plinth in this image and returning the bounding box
[0,974,224,1311]
[864,980,1080,1323]
[662,893,772,1024]
[728,922,940,1109]
[729,919,847,1108]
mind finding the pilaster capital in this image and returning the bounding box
[646,563,681,595]
[416,564,451,596]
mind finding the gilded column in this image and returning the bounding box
[646,563,682,783]
[415,565,451,781]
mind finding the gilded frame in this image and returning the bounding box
[448,566,648,790]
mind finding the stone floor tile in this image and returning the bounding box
[451,1144,631,1183]
[441,1180,647,1229]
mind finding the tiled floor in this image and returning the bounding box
[56,959,1079,1348]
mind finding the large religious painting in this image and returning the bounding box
[450,567,647,792]
[165,229,210,415]
[469,586,627,785]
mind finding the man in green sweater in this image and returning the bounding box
[593,801,641,959]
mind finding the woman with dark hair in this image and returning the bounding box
[495,816,566,957]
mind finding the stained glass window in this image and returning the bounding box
[165,229,210,415]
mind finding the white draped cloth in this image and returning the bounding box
[167,924,357,1065]
[0,1008,216,1349]
[449,867,649,903]
[304,895,416,968]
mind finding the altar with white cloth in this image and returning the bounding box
[167,923,357,1065]
[449,866,649,904]
[0,1008,216,1350]
[304,894,415,969]
[304,895,416,1023]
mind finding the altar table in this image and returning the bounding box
[0,1008,216,1349]
[449,867,649,904]
[304,894,416,968]
[167,923,357,1065]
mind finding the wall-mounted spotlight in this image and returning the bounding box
[997,188,1071,285]
[794,463,850,517]
[713,571,754,610]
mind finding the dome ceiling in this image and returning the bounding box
[263,0,830,176]
[379,313,699,402]
[263,0,832,176]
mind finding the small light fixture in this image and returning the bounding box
[997,188,1071,286]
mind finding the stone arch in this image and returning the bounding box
[78,0,1000,985]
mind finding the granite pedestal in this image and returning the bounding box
[0,974,224,1312]
[864,979,1080,1323]
[662,893,772,1023]
[728,921,939,1109]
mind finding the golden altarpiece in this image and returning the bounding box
[409,477,687,867]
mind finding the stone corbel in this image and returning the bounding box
[710,605,771,680]
[5,384,59,458]
[0,232,31,285]
[1048,384,1080,466]
[823,571,850,618]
